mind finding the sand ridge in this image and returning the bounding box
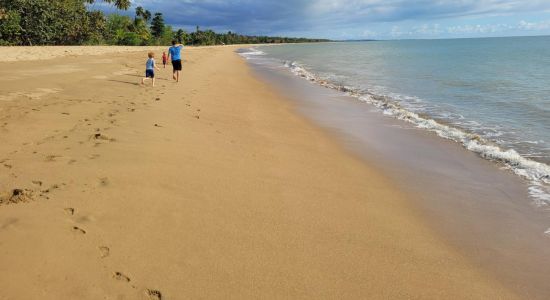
[0,46,518,299]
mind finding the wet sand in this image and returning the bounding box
[247,50,550,299]
[0,46,517,299]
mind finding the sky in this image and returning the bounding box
[97,0,550,40]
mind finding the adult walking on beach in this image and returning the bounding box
[168,40,184,82]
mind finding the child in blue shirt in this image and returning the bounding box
[141,52,160,87]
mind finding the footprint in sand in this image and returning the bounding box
[0,189,34,205]
[45,155,61,162]
[64,208,75,215]
[92,133,115,142]
[41,184,60,194]
[88,154,100,160]
[113,272,130,282]
[1,159,12,169]
[72,226,86,234]
[146,289,163,300]
[99,246,110,258]
[99,177,109,187]
[1,218,18,230]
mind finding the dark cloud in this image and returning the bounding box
[98,0,550,37]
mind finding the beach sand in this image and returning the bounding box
[0,46,516,299]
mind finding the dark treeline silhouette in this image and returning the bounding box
[0,0,329,46]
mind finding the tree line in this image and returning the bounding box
[0,0,329,46]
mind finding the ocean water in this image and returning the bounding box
[240,36,550,203]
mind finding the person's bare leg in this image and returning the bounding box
[173,71,177,80]
[152,78,156,87]
[176,71,180,82]
[141,77,146,85]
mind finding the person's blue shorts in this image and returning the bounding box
[146,69,155,78]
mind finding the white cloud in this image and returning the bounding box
[518,20,550,30]
[414,24,443,35]
[361,29,378,38]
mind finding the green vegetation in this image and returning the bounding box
[0,0,329,46]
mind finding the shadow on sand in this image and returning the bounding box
[107,79,140,86]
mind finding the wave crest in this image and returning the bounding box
[282,59,550,205]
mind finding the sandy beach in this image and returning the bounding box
[0,46,517,299]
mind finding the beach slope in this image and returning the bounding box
[0,46,515,299]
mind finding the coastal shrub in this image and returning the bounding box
[105,14,133,44]
[83,10,107,45]
[0,0,109,45]
[4,0,57,45]
[174,29,189,44]
[0,9,21,45]
[119,31,141,46]
[133,18,151,43]
[160,25,174,45]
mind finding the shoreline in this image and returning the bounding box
[0,46,516,298]
[244,45,550,298]
[243,47,550,203]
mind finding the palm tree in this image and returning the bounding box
[135,6,144,19]
[175,29,185,43]
[144,10,152,23]
[87,0,131,10]
[111,0,131,10]
[150,12,165,38]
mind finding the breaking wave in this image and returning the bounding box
[282,60,550,205]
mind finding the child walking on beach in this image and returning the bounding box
[141,52,160,87]
[162,52,167,68]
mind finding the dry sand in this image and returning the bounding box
[0,46,167,62]
[0,46,517,299]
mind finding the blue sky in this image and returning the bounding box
[97,0,550,39]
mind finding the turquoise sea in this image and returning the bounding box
[241,36,550,203]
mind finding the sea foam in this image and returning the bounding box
[280,58,550,205]
[237,48,266,59]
